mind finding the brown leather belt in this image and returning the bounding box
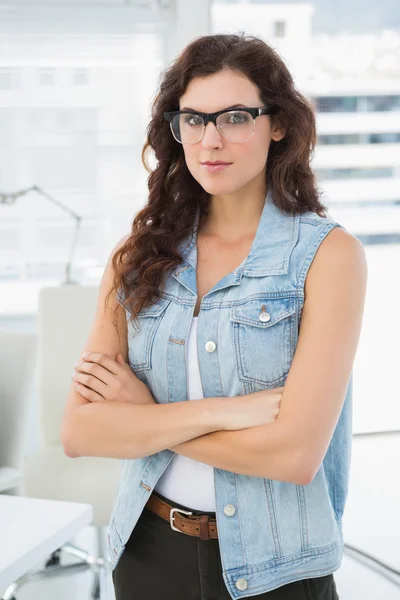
[145,493,218,541]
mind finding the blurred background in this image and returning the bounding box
[0,1,399,599]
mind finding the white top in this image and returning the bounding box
[154,316,216,511]
[0,495,92,597]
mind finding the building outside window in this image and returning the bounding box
[274,20,286,37]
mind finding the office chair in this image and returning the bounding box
[5,285,122,600]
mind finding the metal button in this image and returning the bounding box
[236,578,248,591]
[259,312,271,323]
[223,504,236,516]
[205,340,216,353]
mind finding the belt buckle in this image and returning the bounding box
[170,507,193,532]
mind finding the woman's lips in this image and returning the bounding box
[200,163,232,173]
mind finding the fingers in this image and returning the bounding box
[74,360,114,386]
[74,382,106,402]
[72,369,109,396]
[79,352,120,376]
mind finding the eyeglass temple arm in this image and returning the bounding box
[259,105,280,116]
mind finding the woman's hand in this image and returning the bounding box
[221,386,284,431]
[71,352,156,405]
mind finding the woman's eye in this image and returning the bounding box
[228,112,247,124]
[185,115,203,126]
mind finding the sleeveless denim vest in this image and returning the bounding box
[108,189,352,598]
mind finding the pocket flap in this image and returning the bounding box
[230,298,296,328]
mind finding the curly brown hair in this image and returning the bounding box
[109,32,328,324]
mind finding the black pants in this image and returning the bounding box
[112,490,339,600]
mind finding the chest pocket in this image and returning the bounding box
[127,295,172,372]
[230,297,297,388]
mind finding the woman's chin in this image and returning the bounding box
[198,178,239,196]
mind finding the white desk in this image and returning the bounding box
[0,495,93,598]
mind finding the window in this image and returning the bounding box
[369,132,400,143]
[313,96,358,113]
[366,95,400,112]
[318,134,360,145]
[317,133,400,145]
[315,167,394,180]
[314,95,400,113]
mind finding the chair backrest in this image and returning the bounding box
[37,284,98,446]
[0,332,38,472]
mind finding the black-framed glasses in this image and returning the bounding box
[163,104,280,144]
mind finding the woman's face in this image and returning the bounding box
[178,69,285,197]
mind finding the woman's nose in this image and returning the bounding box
[201,121,223,148]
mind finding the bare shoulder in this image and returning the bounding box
[314,225,366,261]
[305,226,367,299]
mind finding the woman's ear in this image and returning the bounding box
[271,122,286,142]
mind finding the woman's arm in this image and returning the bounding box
[64,395,226,459]
[61,234,227,458]
[65,375,282,458]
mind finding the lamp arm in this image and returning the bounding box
[0,185,83,284]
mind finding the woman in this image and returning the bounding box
[63,33,367,599]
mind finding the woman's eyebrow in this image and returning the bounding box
[180,103,247,112]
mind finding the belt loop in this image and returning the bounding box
[199,515,210,541]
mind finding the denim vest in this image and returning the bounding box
[108,190,352,598]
